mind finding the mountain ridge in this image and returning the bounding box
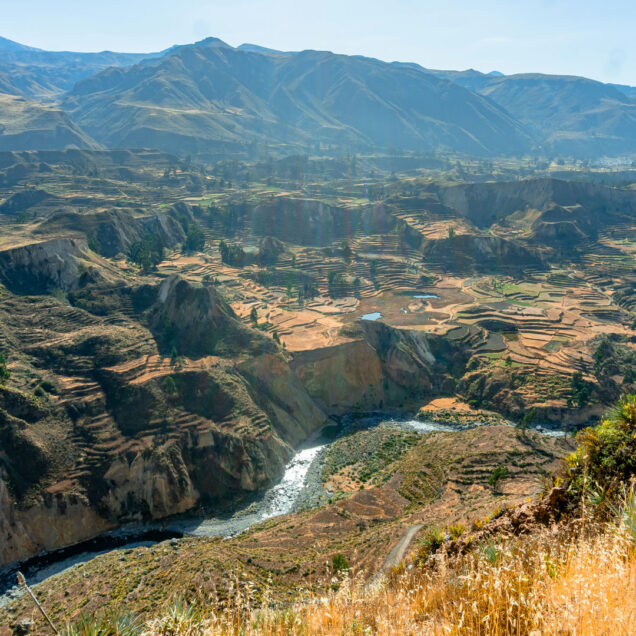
[60,39,532,157]
[1,34,636,157]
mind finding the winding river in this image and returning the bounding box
[0,415,564,606]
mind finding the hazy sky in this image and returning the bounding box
[3,0,636,85]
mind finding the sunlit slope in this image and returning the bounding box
[429,68,636,156]
[62,38,531,156]
[0,93,99,151]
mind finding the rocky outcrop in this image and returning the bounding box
[142,275,277,357]
[437,178,636,228]
[421,234,544,274]
[291,321,465,413]
[234,197,395,246]
[0,479,113,565]
[0,237,118,294]
[36,206,187,257]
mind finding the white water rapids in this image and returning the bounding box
[174,443,326,538]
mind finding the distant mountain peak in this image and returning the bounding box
[0,35,41,52]
[192,37,232,49]
[488,70,504,76]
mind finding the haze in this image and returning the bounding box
[3,0,636,85]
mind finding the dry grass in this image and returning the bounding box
[64,515,636,635]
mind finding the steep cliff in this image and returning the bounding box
[0,237,121,294]
[0,276,327,566]
[291,321,466,413]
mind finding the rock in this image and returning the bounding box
[545,486,566,509]
[0,238,113,294]
[13,618,34,635]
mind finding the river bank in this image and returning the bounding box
[0,411,569,607]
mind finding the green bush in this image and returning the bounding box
[488,465,510,489]
[565,394,636,503]
[0,353,9,384]
[162,376,178,396]
[332,553,350,573]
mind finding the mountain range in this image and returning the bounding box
[1,35,635,158]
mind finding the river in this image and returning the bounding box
[0,414,564,606]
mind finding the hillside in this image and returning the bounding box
[429,68,636,156]
[2,395,634,634]
[0,37,161,98]
[61,38,531,157]
[0,35,635,158]
[0,93,99,151]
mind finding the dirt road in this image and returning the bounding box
[369,523,423,585]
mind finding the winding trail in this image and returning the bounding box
[369,523,423,585]
[383,524,423,571]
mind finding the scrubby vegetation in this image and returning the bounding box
[129,233,165,271]
[562,393,636,505]
[54,396,636,635]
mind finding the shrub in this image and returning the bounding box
[162,376,177,396]
[488,465,510,489]
[448,523,466,540]
[565,394,636,504]
[0,353,9,384]
[39,380,57,394]
[417,526,445,562]
[332,553,350,573]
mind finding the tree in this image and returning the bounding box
[162,376,177,396]
[0,353,9,383]
[184,224,205,253]
[129,233,164,271]
[353,277,361,298]
[517,407,537,430]
[341,240,352,263]
[571,371,590,408]
[327,271,348,298]
[249,307,258,325]
[219,240,246,267]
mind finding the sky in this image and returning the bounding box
[2,0,636,85]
